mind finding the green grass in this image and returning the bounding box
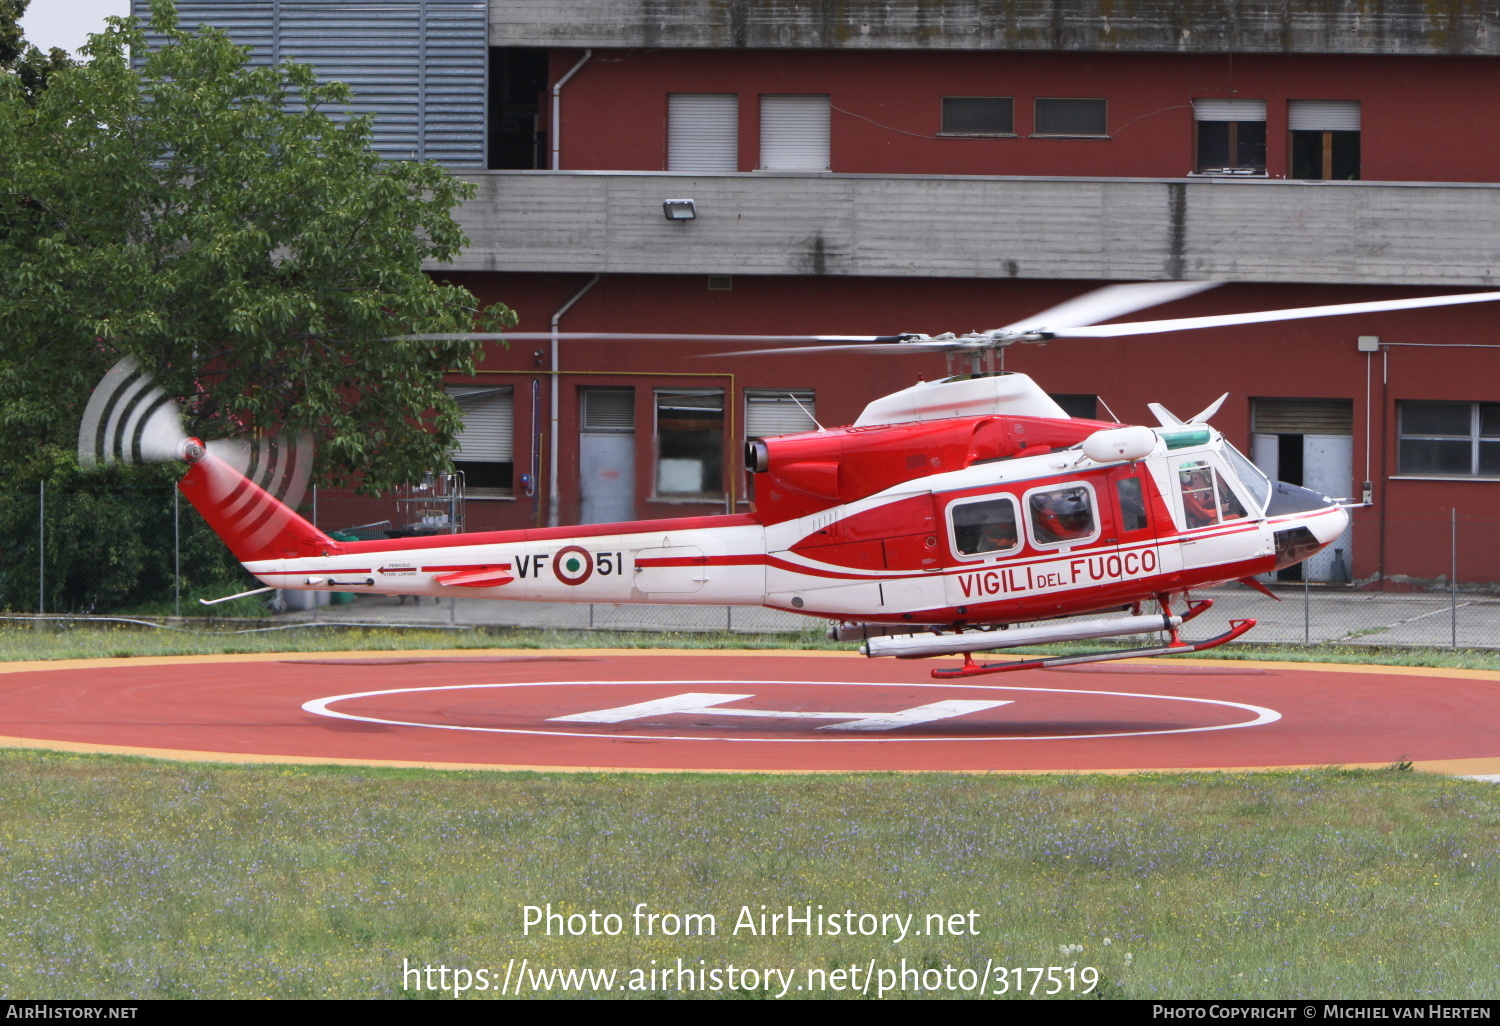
[0,623,844,661]
[1,626,1498,999]
[0,752,1496,999]
[6,622,1500,672]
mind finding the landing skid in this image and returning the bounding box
[931,617,1257,679]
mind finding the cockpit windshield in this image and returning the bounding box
[1221,442,1272,513]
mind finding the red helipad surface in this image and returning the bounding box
[1,649,1498,775]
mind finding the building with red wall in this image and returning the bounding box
[150,1,1500,588]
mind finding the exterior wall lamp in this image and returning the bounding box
[663,198,697,221]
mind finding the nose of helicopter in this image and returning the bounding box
[1310,500,1351,545]
[1267,481,1350,568]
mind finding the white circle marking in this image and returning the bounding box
[302,679,1281,744]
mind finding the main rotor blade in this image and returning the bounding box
[711,340,976,357]
[1051,290,1500,338]
[398,332,904,344]
[988,280,1220,335]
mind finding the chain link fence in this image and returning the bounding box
[5,486,1500,647]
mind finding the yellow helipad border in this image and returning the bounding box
[1,648,1498,777]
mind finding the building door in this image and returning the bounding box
[1251,398,1354,582]
[579,388,635,525]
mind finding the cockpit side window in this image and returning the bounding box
[1221,442,1271,512]
[1178,459,1247,528]
[1028,484,1097,545]
[1178,461,1219,528]
[951,496,1020,557]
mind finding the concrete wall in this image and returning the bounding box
[446,171,1500,287]
[490,0,1500,55]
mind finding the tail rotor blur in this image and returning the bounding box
[78,356,312,516]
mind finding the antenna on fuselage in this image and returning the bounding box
[790,391,825,432]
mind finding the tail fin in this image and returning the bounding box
[178,451,335,562]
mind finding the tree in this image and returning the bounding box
[0,0,74,102]
[0,0,512,493]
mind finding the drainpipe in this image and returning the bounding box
[549,274,601,526]
[550,49,592,171]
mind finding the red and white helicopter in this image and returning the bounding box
[80,281,1500,678]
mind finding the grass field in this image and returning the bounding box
[1,753,1496,1000]
[10,621,1500,670]
[0,625,1496,1000]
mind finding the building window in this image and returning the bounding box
[668,93,738,172]
[447,385,514,495]
[1398,401,1500,477]
[582,388,635,433]
[1049,393,1099,419]
[489,48,549,170]
[1033,98,1107,137]
[1193,99,1266,174]
[759,94,830,170]
[655,389,724,497]
[941,97,1013,135]
[744,389,817,438]
[1289,100,1360,180]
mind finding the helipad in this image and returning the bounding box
[1,649,1497,775]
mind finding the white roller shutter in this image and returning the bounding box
[1288,100,1361,131]
[760,94,830,170]
[447,386,513,460]
[745,390,817,437]
[1193,99,1267,122]
[669,94,739,171]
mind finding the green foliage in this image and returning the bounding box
[0,0,73,101]
[0,457,252,614]
[0,0,513,493]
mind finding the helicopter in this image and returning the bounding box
[79,281,1500,678]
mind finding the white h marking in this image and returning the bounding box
[548,692,1012,732]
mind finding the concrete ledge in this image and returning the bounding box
[444,171,1500,287]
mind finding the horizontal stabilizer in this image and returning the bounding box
[434,566,515,588]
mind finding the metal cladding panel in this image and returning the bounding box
[134,0,486,168]
[450,171,1500,287]
[486,0,1500,57]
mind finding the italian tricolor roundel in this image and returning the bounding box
[554,545,593,586]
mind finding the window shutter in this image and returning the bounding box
[1288,100,1361,131]
[745,391,817,437]
[759,95,830,170]
[582,389,636,432]
[1253,398,1353,435]
[447,386,514,459]
[1193,99,1267,122]
[668,94,739,171]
